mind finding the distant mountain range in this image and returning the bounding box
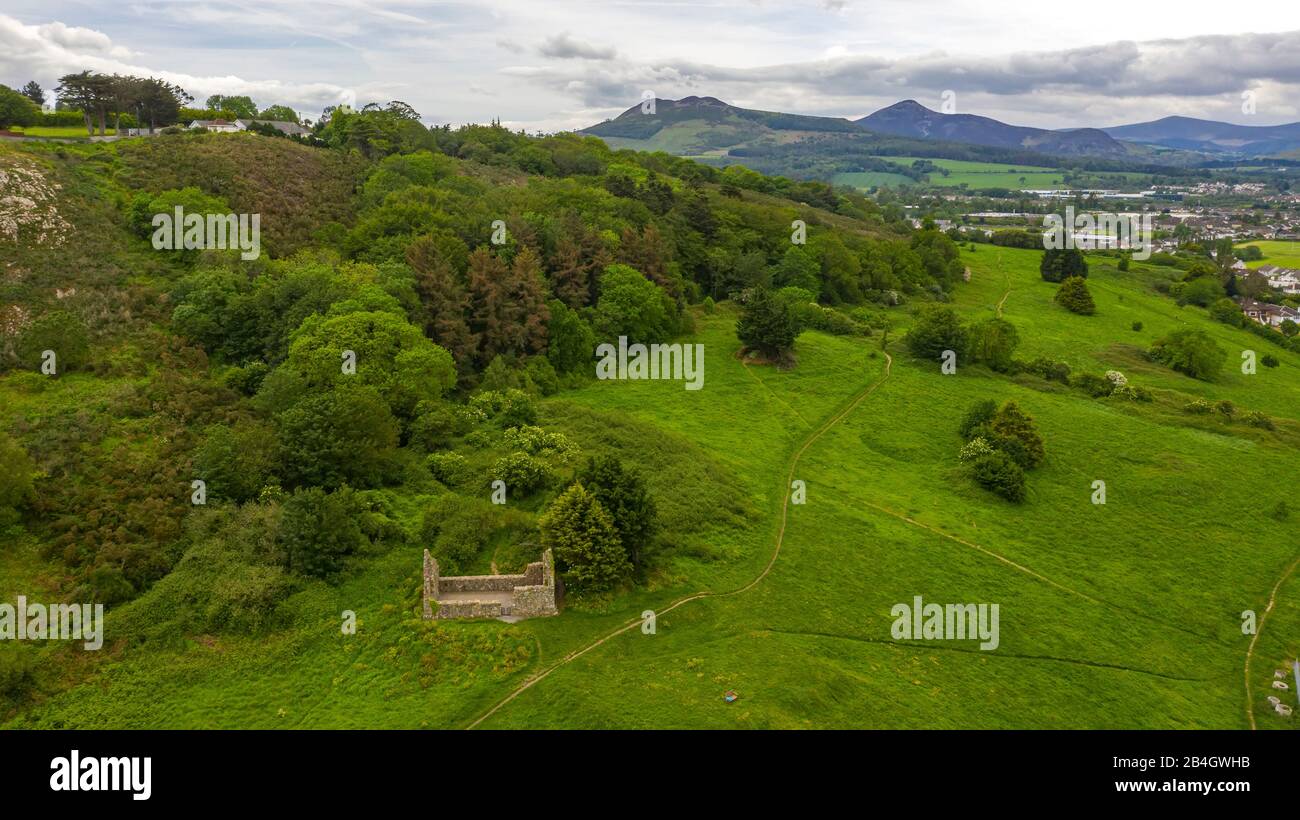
[579,97,1300,175]
[857,100,1127,158]
[1099,116,1300,157]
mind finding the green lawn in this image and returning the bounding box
[8,126,116,139]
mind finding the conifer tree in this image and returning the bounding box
[407,236,477,367]
[540,483,629,592]
[1055,275,1096,315]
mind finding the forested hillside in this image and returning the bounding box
[0,111,976,722]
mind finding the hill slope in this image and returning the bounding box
[580,97,1135,183]
[859,100,1128,158]
[4,128,1298,731]
[1103,115,1300,157]
[472,247,1300,729]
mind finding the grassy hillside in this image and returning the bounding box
[468,248,1300,728]
[2,124,1297,730]
[115,133,367,255]
[9,246,1299,729]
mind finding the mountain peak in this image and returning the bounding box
[673,95,729,107]
[881,99,935,114]
[857,98,1127,157]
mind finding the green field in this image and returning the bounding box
[871,156,1067,189]
[9,246,1299,729]
[1239,240,1300,269]
[831,170,917,189]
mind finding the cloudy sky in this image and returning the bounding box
[5,0,1300,131]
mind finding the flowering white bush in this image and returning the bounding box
[0,156,72,247]
[959,436,995,464]
[1105,370,1127,388]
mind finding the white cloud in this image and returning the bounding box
[1,13,356,117]
[5,3,1300,132]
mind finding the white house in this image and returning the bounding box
[1257,265,1300,295]
[187,119,310,137]
[1239,298,1300,328]
[239,119,313,137]
[188,119,244,133]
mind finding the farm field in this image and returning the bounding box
[836,157,1155,192]
[831,170,917,189]
[870,156,1066,189]
[1239,240,1300,269]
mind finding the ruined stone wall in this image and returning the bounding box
[511,550,560,617]
[439,574,527,593]
[436,600,506,619]
[512,584,557,617]
[420,549,560,621]
[421,550,440,619]
[522,561,544,586]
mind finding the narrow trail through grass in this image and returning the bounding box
[995,251,1012,318]
[1245,553,1300,730]
[465,352,895,729]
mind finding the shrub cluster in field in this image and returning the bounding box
[1182,398,1276,430]
[906,302,1209,412]
[956,399,1046,502]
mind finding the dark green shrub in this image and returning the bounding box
[1025,357,1071,384]
[490,452,551,496]
[906,304,967,361]
[969,450,1026,502]
[1148,329,1226,381]
[16,311,91,373]
[958,399,998,441]
[737,287,800,359]
[1040,248,1088,282]
[986,401,1045,470]
[277,486,367,579]
[1055,276,1096,315]
[1072,373,1114,397]
[967,318,1020,372]
[1244,410,1274,430]
[0,643,37,700]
